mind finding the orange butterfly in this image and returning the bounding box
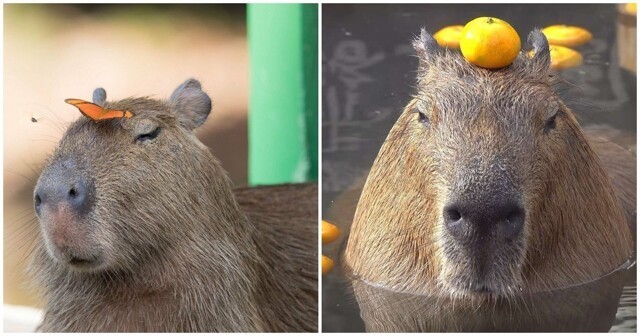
[65,99,133,121]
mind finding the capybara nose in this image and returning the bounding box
[443,200,525,240]
[34,161,93,216]
[35,179,91,215]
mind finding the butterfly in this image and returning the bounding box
[64,98,134,122]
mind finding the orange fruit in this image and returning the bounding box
[460,17,521,69]
[625,3,637,15]
[322,255,334,274]
[549,45,583,70]
[434,25,464,49]
[322,220,340,244]
[527,45,583,70]
[541,25,592,48]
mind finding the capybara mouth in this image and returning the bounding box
[444,276,517,297]
[470,284,491,293]
[440,242,524,297]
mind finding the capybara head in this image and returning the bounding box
[34,79,237,273]
[345,30,632,298]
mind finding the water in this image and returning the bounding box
[322,3,636,332]
[612,281,637,332]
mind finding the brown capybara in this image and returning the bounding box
[343,29,635,332]
[30,79,317,332]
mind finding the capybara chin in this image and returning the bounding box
[343,29,634,332]
[31,79,317,332]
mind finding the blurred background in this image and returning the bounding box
[322,3,636,332]
[4,3,317,330]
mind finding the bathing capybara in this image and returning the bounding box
[343,30,634,332]
[31,79,317,332]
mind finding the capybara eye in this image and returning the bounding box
[543,112,558,134]
[417,111,430,126]
[135,127,161,143]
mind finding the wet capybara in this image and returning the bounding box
[343,30,635,332]
[31,79,317,332]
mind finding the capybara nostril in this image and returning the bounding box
[444,207,462,221]
[34,194,43,215]
[443,200,525,240]
[443,205,464,236]
[66,181,89,212]
[503,206,525,239]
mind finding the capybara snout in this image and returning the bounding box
[34,158,100,268]
[35,158,94,217]
[443,158,525,243]
[443,198,525,241]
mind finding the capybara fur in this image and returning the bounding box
[343,30,634,332]
[31,79,317,332]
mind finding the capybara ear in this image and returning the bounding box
[527,29,551,73]
[413,28,441,66]
[169,78,212,130]
[92,88,107,107]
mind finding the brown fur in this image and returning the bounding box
[342,30,634,331]
[31,81,318,332]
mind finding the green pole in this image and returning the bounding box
[302,4,318,184]
[247,3,318,186]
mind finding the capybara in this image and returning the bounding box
[31,79,318,332]
[343,29,635,332]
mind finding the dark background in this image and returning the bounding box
[322,4,636,332]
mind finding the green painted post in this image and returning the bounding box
[247,3,318,186]
[302,4,318,184]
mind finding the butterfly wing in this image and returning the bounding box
[65,98,133,121]
[99,109,134,119]
[65,99,104,120]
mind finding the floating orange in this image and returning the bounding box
[322,220,340,244]
[528,45,583,70]
[551,45,583,70]
[460,17,521,69]
[434,25,464,49]
[541,25,592,48]
[322,255,334,274]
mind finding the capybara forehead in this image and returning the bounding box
[57,97,178,156]
[64,117,122,139]
[423,77,554,118]
[103,97,172,119]
[63,97,177,136]
[417,55,557,121]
